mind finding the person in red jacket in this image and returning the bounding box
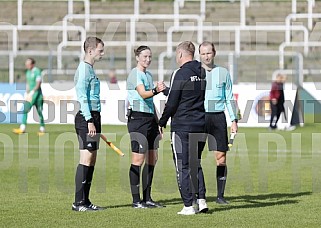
[269,74,286,129]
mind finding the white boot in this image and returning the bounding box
[39,126,45,133]
[197,199,208,213]
[20,124,26,132]
[177,206,196,215]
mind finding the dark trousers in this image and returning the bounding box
[170,131,206,207]
[270,101,284,129]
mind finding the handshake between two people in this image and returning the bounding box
[155,81,168,140]
[155,81,168,94]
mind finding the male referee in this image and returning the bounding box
[199,41,238,204]
[159,41,208,215]
[13,58,45,135]
[72,37,105,212]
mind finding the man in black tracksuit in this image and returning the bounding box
[159,41,208,215]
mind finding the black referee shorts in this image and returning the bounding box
[127,111,160,153]
[75,111,101,151]
[205,112,229,152]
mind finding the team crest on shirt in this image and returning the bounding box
[190,75,202,82]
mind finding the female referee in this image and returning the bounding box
[127,45,166,208]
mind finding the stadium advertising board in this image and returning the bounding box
[1,82,301,127]
[0,83,25,124]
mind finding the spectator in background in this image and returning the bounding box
[269,73,286,130]
[108,69,118,84]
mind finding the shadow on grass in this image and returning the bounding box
[103,203,133,209]
[103,198,182,209]
[104,199,180,209]
[206,192,312,214]
[219,191,311,201]
[103,192,312,211]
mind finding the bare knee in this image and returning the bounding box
[79,150,97,166]
[145,150,158,166]
[131,152,145,166]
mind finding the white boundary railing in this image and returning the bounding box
[285,13,321,41]
[61,13,203,72]
[279,41,321,69]
[17,0,90,30]
[163,24,309,79]
[166,24,309,55]
[0,50,81,84]
[1,0,88,83]
[0,0,319,84]
[158,50,305,83]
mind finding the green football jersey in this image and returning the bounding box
[26,67,42,91]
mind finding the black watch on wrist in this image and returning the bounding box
[233,119,238,123]
[152,87,159,96]
[87,118,94,123]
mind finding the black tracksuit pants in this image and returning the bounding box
[170,131,206,207]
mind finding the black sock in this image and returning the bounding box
[75,164,89,205]
[217,166,227,198]
[84,166,95,205]
[142,164,155,202]
[129,164,141,203]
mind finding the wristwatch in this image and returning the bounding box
[152,87,159,95]
[87,118,94,123]
[233,119,238,123]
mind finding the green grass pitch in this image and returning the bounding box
[1,122,321,227]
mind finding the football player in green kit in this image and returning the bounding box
[13,58,45,135]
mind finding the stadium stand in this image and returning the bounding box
[0,0,320,84]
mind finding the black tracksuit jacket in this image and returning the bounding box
[159,60,206,132]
